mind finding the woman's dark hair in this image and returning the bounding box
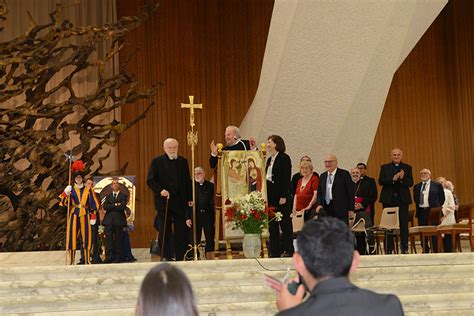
[136,263,198,316]
[268,135,286,153]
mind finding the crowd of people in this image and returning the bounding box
[145,126,460,260]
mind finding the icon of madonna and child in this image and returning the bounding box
[224,152,265,199]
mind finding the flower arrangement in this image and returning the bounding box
[224,191,282,235]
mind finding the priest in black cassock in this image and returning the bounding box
[209,125,252,169]
[147,138,192,261]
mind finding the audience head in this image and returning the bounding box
[419,169,431,182]
[300,160,313,177]
[136,263,198,316]
[390,148,403,164]
[446,180,454,192]
[300,156,312,163]
[356,163,367,177]
[350,167,361,182]
[323,154,338,172]
[436,177,447,187]
[225,125,240,145]
[267,135,286,154]
[293,217,358,285]
[194,167,205,184]
[163,138,179,159]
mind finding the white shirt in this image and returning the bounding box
[326,168,338,201]
[266,152,279,182]
[440,189,456,225]
[419,180,431,208]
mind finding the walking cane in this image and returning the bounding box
[160,197,169,260]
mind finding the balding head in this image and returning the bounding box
[163,138,179,159]
[390,148,403,164]
[324,154,338,172]
[419,168,431,182]
[224,126,240,145]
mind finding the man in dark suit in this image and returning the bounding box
[209,125,253,169]
[193,167,215,253]
[147,138,192,261]
[265,217,403,316]
[102,178,127,263]
[413,168,445,252]
[378,148,413,254]
[357,162,378,223]
[316,154,354,224]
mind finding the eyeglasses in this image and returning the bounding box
[324,160,335,164]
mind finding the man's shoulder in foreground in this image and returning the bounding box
[278,278,403,316]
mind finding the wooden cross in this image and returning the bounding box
[181,95,202,129]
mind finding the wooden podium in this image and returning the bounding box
[213,145,269,259]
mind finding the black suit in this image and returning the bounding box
[378,162,413,253]
[360,176,378,222]
[210,139,251,169]
[266,152,293,257]
[277,277,403,316]
[413,180,445,252]
[147,154,192,261]
[317,168,354,224]
[103,191,127,262]
[194,180,215,252]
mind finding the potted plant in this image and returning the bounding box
[224,191,282,258]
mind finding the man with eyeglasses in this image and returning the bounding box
[413,168,445,253]
[315,155,354,224]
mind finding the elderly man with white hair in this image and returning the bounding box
[147,138,193,261]
[209,125,255,169]
[413,168,445,253]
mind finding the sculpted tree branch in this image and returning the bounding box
[0,2,160,251]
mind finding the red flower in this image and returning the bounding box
[225,207,237,221]
[239,214,247,220]
[266,206,276,218]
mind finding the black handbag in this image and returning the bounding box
[150,233,161,255]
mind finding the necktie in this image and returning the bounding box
[325,173,332,205]
[114,193,117,199]
[420,183,426,205]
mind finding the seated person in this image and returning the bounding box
[265,217,403,316]
[136,263,198,315]
[292,160,319,222]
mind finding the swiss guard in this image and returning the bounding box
[59,160,99,265]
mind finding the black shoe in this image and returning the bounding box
[102,259,114,264]
[401,250,409,254]
[77,260,85,265]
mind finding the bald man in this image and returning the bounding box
[378,148,413,254]
[316,155,354,224]
[147,138,192,261]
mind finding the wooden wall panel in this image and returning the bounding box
[367,0,474,224]
[116,0,274,247]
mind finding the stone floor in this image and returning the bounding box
[0,245,473,315]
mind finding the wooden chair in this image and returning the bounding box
[368,207,399,254]
[437,203,474,252]
[408,207,442,253]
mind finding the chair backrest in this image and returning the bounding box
[428,207,442,225]
[348,213,356,228]
[379,207,399,229]
[351,218,366,233]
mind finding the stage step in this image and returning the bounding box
[0,251,472,315]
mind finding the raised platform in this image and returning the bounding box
[0,250,473,315]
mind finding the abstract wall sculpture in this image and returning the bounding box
[0,2,159,251]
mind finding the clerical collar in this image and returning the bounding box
[166,154,177,160]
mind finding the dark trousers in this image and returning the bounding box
[417,207,438,253]
[269,201,294,258]
[158,209,186,261]
[383,202,409,253]
[105,224,123,262]
[443,235,453,252]
[80,222,101,263]
[196,210,215,252]
[324,202,349,225]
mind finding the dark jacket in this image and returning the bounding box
[378,162,413,205]
[413,180,445,217]
[147,154,192,213]
[209,139,251,169]
[266,152,292,206]
[317,168,355,220]
[102,192,127,227]
[277,277,404,316]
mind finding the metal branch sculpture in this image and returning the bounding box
[0,2,160,251]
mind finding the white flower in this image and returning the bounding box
[274,212,283,222]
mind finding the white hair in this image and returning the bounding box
[195,166,204,174]
[163,138,178,148]
[226,125,240,138]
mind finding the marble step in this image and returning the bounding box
[1,275,473,298]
